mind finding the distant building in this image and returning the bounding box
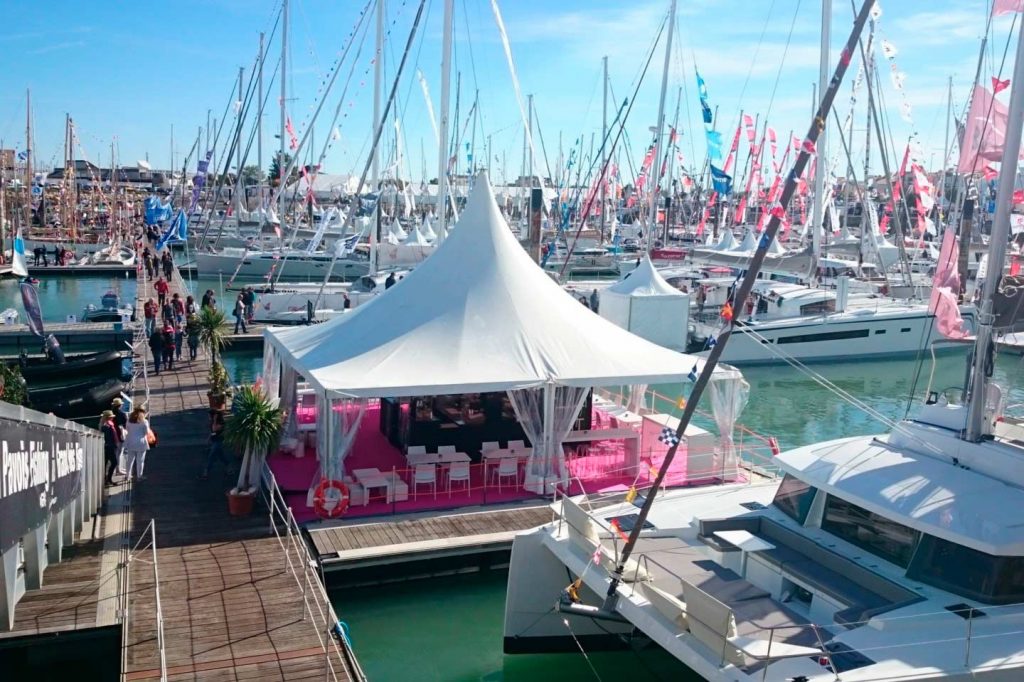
[46,160,172,190]
[0,149,14,171]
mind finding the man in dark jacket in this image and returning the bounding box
[149,326,164,374]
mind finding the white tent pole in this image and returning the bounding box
[543,383,556,498]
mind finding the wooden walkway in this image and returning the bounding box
[309,506,552,570]
[122,252,358,681]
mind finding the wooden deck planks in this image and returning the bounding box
[308,506,552,561]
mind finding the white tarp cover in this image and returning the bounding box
[600,255,690,352]
[733,228,758,252]
[266,172,724,398]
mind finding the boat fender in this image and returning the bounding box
[313,479,349,518]
[768,436,780,456]
[331,620,352,647]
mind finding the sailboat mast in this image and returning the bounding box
[257,31,264,214]
[811,0,830,280]
[236,65,244,217]
[24,89,32,229]
[369,0,385,273]
[646,0,677,251]
[965,17,1024,442]
[600,55,608,243]
[664,86,681,243]
[279,0,288,240]
[436,0,454,243]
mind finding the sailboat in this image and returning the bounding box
[504,3,1024,678]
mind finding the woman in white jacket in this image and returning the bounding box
[124,406,151,481]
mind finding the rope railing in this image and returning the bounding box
[261,465,367,682]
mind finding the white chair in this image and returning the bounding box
[438,445,457,455]
[481,441,500,453]
[492,457,518,492]
[407,445,427,456]
[447,462,471,497]
[412,464,437,499]
[507,440,526,452]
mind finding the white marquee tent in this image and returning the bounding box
[600,256,690,352]
[263,172,745,493]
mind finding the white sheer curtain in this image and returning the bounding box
[280,365,298,440]
[707,374,750,481]
[627,384,648,413]
[329,397,366,476]
[508,384,590,494]
[262,344,281,403]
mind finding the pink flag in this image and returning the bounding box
[993,77,1011,94]
[929,228,969,339]
[743,114,756,144]
[994,0,1024,15]
[958,85,1024,173]
[285,117,299,151]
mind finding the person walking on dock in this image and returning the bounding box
[143,298,157,336]
[100,410,121,486]
[161,251,173,279]
[185,294,197,317]
[200,407,229,480]
[243,287,256,323]
[112,397,127,475]
[201,289,216,310]
[171,292,185,324]
[162,321,176,370]
[149,324,165,374]
[233,293,248,334]
[123,406,151,482]
[186,313,200,361]
[155,276,169,306]
[142,248,153,280]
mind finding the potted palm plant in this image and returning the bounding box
[197,306,232,408]
[224,384,284,516]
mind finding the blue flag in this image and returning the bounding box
[701,101,713,125]
[710,165,732,195]
[696,70,708,103]
[706,130,724,160]
[156,209,185,251]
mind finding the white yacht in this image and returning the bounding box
[690,281,974,365]
[505,389,1024,679]
[194,246,370,281]
[251,271,401,323]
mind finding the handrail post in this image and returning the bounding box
[760,627,775,682]
[965,608,974,668]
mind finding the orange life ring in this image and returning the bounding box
[313,479,350,518]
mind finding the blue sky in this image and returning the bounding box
[0,0,1014,183]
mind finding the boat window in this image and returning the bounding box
[821,495,920,568]
[798,300,836,315]
[772,474,817,525]
[777,328,869,345]
[907,535,1024,605]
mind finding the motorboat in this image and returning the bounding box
[251,271,405,323]
[28,377,125,419]
[89,244,136,266]
[81,291,135,323]
[689,280,974,365]
[15,349,129,388]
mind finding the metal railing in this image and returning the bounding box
[261,465,367,682]
[119,517,167,682]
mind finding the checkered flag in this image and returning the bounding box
[658,427,680,447]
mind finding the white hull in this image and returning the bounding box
[195,250,369,281]
[696,307,975,365]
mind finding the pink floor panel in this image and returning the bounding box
[269,403,734,524]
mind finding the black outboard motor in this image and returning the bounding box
[43,334,66,364]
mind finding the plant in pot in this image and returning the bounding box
[197,306,232,407]
[223,383,284,516]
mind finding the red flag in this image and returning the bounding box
[959,85,1024,172]
[1014,190,1024,204]
[993,77,1011,94]
[285,117,299,151]
[994,0,1024,16]
[983,165,999,180]
[608,519,630,543]
[721,302,734,322]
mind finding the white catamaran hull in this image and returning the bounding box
[195,251,369,281]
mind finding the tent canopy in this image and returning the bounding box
[267,172,728,398]
[606,255,684,298]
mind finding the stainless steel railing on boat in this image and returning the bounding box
[119,518,168,682]
[261,465,368,682]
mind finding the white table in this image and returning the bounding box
[713,530,775,576]
[407,451,471,466]
[352,467,392,502]
[482,448,531,477]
